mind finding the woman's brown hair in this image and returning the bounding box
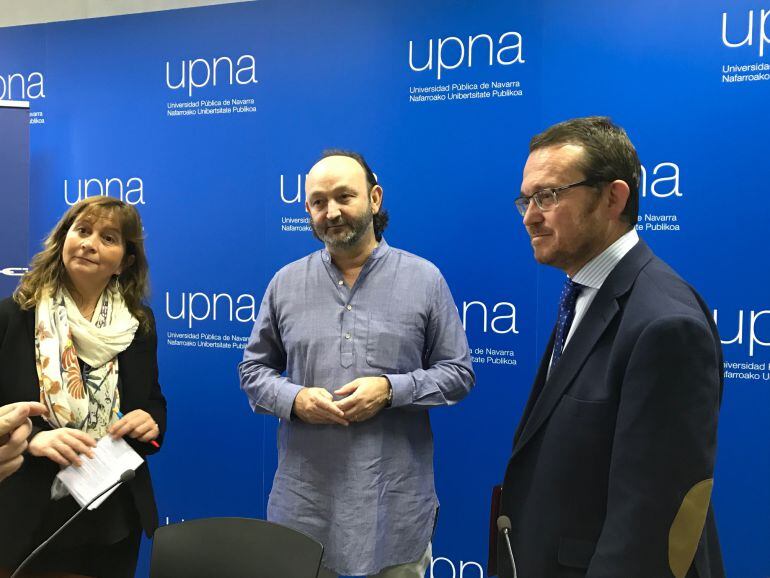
[14,197,151,331]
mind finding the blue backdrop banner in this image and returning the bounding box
[0,1,768,576]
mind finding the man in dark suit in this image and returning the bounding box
[495,117,724,578]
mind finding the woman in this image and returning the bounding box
[0,197,166,577]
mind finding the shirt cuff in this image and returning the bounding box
[275,382,305,421]
[383,373,413,408]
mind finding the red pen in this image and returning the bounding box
[115,410,160,448]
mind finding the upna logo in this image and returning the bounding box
[280,172,381,205]
[166,291,258,329]
[714,308,770,357]
[722,8,770,57]
[0,266,28,277]
[64,177,145,206]
[0,71,45,100]
[280,174,307,205]
[165,55,259,98]
[429,555,485,578]
[639,161,681,199]
[409,32,525,80]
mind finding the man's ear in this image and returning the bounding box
[606,179,630,222]
[370,185,383,214]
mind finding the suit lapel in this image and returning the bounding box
[512,240,655,457]
[513,328,554,447]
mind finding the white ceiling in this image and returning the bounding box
[0,0,254,28]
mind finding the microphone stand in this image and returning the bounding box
[11,469,136,578]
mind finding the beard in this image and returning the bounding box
[311,202,374,249]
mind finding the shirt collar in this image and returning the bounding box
[321,237,390,263]
[571,229,639,290]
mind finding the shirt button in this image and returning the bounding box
[338,280,344,286]
[346,305,352,311]
[344,333,351,339]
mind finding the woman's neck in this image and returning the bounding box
[66,281,106,321]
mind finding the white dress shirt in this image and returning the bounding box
[565,229,639,348]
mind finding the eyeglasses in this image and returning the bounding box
[514,179,602,216]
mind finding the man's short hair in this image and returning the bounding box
[319,149,389,241]
[529,117,640,227]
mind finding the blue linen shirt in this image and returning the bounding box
[239,239,474,575]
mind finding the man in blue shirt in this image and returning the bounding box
[239,150,474,577]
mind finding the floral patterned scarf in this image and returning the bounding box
[35,285,139,440]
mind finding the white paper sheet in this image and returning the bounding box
[56,436,144,510]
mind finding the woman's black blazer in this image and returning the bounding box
[0,297,167,561]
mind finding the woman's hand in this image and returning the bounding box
[109,409,159,443]
[28,428,97,467]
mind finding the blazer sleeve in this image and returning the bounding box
[587,314,721,578]
[119,307,167,457]
[0,299,50,436]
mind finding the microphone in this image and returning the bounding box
[497,515,518,578]
[11,469,136,578]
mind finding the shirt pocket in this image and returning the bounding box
[366,312,425,373]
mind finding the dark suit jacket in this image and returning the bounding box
[0,297,167,564]
[496,240,724,578]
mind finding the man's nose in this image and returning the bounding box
[326,201,341,220]
[522,200,543,226]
